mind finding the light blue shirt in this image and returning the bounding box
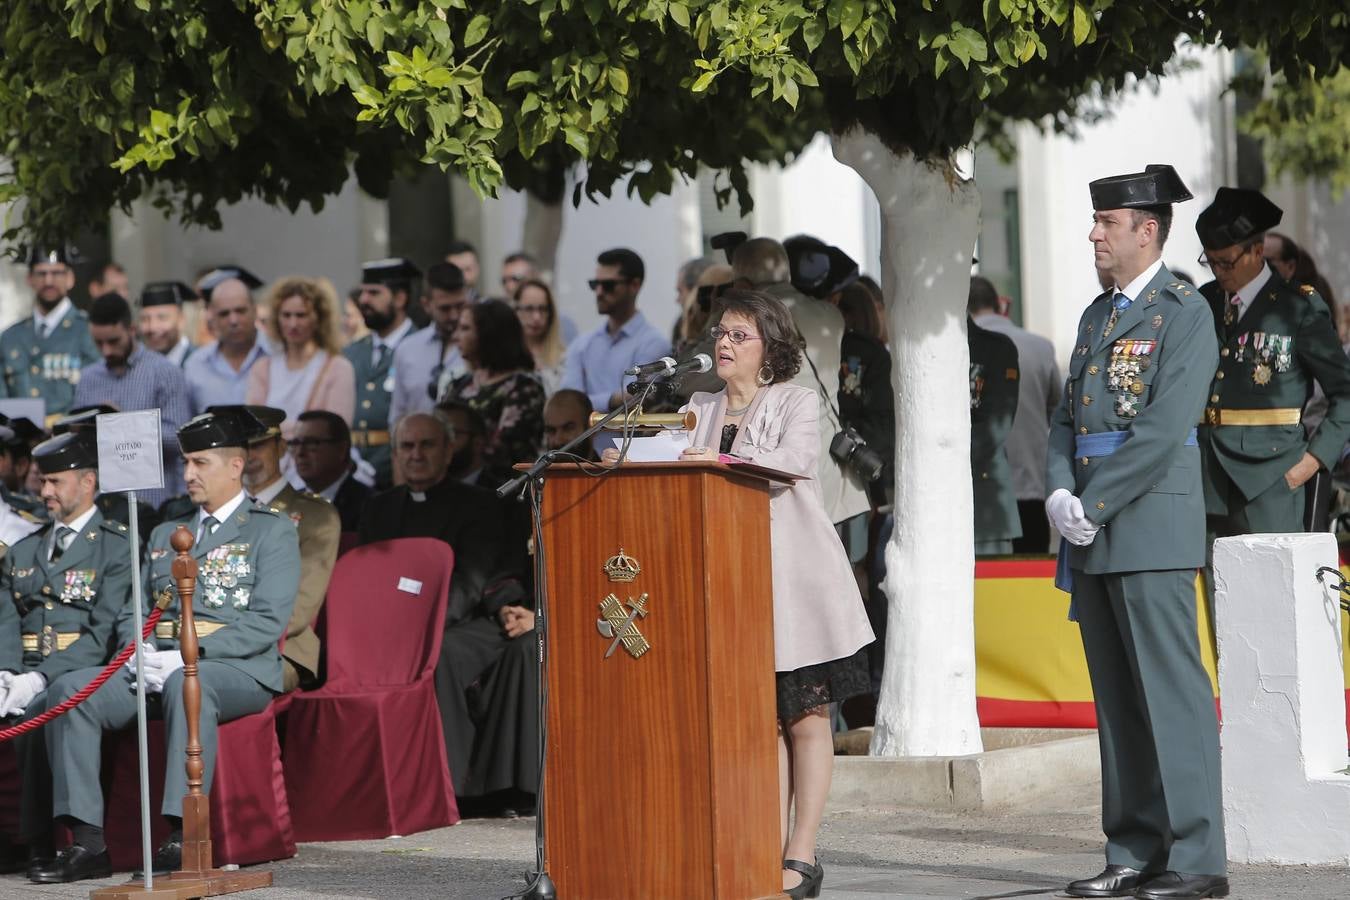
[183,339,269,416]
[560,311,671,411]
[73,344,192,506]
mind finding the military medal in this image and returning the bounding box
[1235,333,1248,362]
[1151,314,1163,330]
[969,363,985,410]
[61,569,96,603]
[232,587,251,609]
[1115,393,1139,418]
[1253,363,1272,385]
[205,585,226,607]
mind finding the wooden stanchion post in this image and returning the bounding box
[92,526,272,899]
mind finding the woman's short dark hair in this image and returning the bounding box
[471,299,536,374]
[715,288,803,384]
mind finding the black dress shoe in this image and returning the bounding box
[1135,872,1230,899]
[782,858,823,900]
[1065,865,1150,897]
[132,837,182,878]
[28,844,112,884]
[25,845,56,881]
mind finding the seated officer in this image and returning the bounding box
[32,409,300,884]
[0,432,131,876]
[219,404,339,691]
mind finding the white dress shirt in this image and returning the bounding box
[197,490,248,542]
[49,504,99,561]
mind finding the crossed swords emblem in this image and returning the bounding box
[597,592,650,659]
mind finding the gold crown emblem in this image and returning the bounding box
[603,548,641,583]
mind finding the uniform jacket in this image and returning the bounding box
[0,509,132,682]
[265,483,339,683]
[767,283,872,526]
[1047,265,1217,574]
[344,331,405,484]
[123,503,300,693]
[0,306,100,417]
[969,318,1022,544]
[358,477,527,625]
[686,383,874,671]
[1197,268,1350,506]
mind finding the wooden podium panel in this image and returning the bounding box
[539,463,783,900]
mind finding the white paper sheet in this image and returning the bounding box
[607,430,692,462]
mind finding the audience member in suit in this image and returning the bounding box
[358,412,536,815]
[292,410,371,533]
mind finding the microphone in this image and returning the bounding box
[625,357,677,377]
[674,353,714,376]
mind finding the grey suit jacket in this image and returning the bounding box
[975,313,1062,501]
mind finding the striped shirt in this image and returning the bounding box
[73,344,191,507]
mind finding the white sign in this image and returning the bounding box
[397,577,423,595]
[96,410,165,493]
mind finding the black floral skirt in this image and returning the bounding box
[776,647,870,721]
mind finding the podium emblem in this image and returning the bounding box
[597,592,650,659]
[603,548,641,582]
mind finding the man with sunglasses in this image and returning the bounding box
[0,244,100,424]
[560,248,671,412]
[1195,187,1350,542]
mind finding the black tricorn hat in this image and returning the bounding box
[361,257,422,286]
[1089,164,1193,211]
[206,404,284,445]
[33,431,98,474]
[177,410,255,453]
[24,241,80,267]
[53,405,118,436]
[197,266,263,302]
[141,281,198,308]
[1195,187,1283,250]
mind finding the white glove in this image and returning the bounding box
[141,650,184,695]
[124,642,158,676]
[1046,489,1101,547]
[3,671,45,716]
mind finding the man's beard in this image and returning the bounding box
[361,305,395,332]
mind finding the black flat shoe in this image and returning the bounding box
[28,844,111,884]
[1135,872,1230,899]
[132,837,182,879]
[783,858,823,900]
[1065,865,1150,897]
[25,844,56,881]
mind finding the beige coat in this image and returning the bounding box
[686,383,874,671]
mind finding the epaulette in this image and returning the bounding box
[17,509,41,524]
[1300,284,1316,295]
[250,504,281,517]
[99,519,129,537]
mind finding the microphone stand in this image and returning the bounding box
[496,382,657,900]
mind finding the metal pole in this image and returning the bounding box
[127,492,153,889]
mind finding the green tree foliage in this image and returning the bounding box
[1241,64,1350,193]
[2,1,1349,243]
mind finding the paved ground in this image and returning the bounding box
[5,782,1345,899]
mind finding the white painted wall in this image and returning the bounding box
[109,175,386,298]
[1213,532,1350,865]
[1018,45,1236,366]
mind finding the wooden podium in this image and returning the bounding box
[538,462,788,900]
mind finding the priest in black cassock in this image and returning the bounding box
[359,411,537,815]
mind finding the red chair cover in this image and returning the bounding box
[103,700,295,870]
[283,538,459,841]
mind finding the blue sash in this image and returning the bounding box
[1056,428,1198,618]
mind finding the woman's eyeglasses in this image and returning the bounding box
[709,325,762,345]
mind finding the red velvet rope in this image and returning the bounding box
[0,606,168,743]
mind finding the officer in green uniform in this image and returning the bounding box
[0,244,100,425]
[0,430,131,876]
[50,406,162,542]
[1046,165,1228,900]
[345,258,421,486]
[1195,187,1350,541]
[222,404,340,691]
[969,316,1021,554]
[32,409,300,884]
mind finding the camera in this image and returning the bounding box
[829,427,885,483]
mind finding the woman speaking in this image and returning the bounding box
[681,289,874,899]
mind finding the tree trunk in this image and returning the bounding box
[522,189,564,280]
[832,130,984,757]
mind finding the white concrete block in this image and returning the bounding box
[1213,533,1350,865]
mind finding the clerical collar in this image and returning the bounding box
[410,490,427,502]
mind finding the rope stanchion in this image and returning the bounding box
[0,603,171,743]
